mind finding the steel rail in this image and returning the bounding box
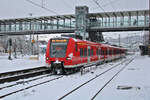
[0,73,52,90]
[0,66,49,84]
[0,66,47,78]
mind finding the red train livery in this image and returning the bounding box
[46,37,126,74]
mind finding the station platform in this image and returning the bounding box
[0,54,45,73]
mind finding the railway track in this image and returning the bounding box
[0,57,131,99]
[0,66,50,84]
[0,75,64,99]
[0,65,80,99]
[58,57,133,100]
[0,73,52,90]
[91,58,134,100]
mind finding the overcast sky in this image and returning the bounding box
[0,0,148,40]
[0,0,148,19]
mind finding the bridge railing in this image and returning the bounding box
[90,17,149,29]
[0,22,76,33]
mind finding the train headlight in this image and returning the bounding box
[66,53,73,60]
[66,57,71,60]
[68,53,73,58]
[46,57,49,60]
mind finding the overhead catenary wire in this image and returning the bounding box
[25,0,59,15]
[91,0,120,10]
[61,0,74,10]
[108,0,116,12]
[93,0,106,13]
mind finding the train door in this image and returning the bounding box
[87,46,91,63]
[107,48,109,61]
[98,48,101,60]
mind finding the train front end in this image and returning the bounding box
[45,38,73,74]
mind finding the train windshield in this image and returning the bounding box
[50,39,68,58]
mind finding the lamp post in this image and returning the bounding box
[29,13,35,55]
[119,34,120,47]
[149,0,150,56]
[8,38,12,60]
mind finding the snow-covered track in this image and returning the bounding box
[0,66,50,84]
[0,73,53,90]
[91,58,134,100]
[0,75,63,99]
[58,58,130,100]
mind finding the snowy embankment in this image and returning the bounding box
[0,54,45,73]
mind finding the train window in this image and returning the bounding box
[107,49,109,55]
[80,48,84,57]
[99,49,101,55]
[91,49,93,56]
[117,50,119,54]
[50,43,67,58]
[110,50,112,55]
[101,50,103,55]
[75,44,78,52]
[116,50,117,54]
[96,49,99,55]
[88,48,91,56]
[84,48,87,57]
[104,50,105,55]
[109,49,111,55]
[105,49,107,55]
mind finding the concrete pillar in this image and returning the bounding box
[0,23,1,32]
[63,19,65,28]
[57,17,59,29]
[50,20,53,29]
[75,6,89,40]
[9,23,11,31]
[4,23,6,32]
[144,11,147,26]
[115,16,117,27]
[108,17,110,27]
[70,18,71,28]
[40,21,42,30]
[102,17,103,27]
[128,13,131,26]
[136,12,139,26]
[30,21,32,30]
[19,22,23,31]
[14,22,16,31]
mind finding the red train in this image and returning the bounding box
[45,37,126,74]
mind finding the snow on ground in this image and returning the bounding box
[0,54,150,100]
[0,54,45,73]
[95,55,150,100]
[0,58,123,100]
